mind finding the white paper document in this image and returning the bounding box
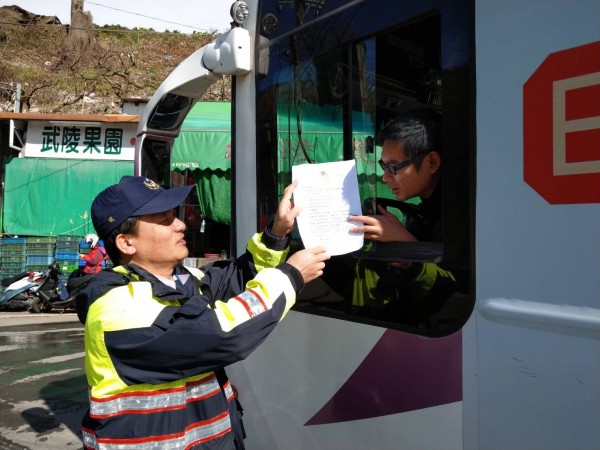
[292,160,364,255]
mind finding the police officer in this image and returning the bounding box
[77,176,329,450]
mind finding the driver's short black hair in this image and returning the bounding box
[376,108,441,164]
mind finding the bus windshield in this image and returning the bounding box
[255,0,473,336]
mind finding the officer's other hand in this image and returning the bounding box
[286,246,330,284]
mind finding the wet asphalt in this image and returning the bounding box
[0,311,86,449]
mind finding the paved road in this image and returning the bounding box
[0,311,86,449]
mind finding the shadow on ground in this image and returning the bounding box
[21,374,87,444]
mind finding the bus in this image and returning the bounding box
[134,1,600,448]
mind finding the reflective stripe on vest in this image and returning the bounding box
[82,411,231,449]
[234,288,268,317]
[90,373,234,419]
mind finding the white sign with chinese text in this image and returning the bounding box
[23,121,137,161]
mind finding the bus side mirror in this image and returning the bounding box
[203,27,251,76]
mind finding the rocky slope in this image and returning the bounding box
[0,5,231,114]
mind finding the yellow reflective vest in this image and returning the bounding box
[78,232,302,450]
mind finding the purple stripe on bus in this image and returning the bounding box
[305,329,462,425]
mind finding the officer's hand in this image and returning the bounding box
[286,246,330,284]
[271,181,301,238]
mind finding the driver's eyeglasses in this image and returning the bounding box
[378,159,414,175]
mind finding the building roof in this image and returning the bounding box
[0,112,139,123]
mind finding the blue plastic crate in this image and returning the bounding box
[0,268,27,280]
[26,255,53,265]
[56,244,80,252]
[55,252,79,260]
[25,264,50,272]
[56,236,81,244]
[57,257,79,266]
[1,237,27,245]
[1,248,27,257]
[27,236,57,244]
[1,255,27,263]
[26,243,56,255]
[0,262,26,272]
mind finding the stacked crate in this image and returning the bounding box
[55,236,81,277]
[25,236,56,273]
[0,237,28,282]
[78,241,89,267]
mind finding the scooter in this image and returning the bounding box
[0,270,45,311]
[29,261,94,314]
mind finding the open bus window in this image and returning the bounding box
[140,136,231,261]
[175,170,231,261]
[140,137,171,186]
[257,1,473,337]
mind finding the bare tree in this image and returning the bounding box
[0,3,228,114]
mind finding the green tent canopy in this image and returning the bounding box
[172,102,232,225]
[2,158,133,236]
[275,102,395,203]
[170,101,402,226]
[1,103,397,237]
[172,102,231,171]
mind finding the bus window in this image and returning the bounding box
[147,93,194,132]
[256,0,473,337]
[139,137,172,186]
[139,135,231,262]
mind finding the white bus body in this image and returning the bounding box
[135,1,600,448]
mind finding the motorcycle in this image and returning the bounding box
[29,261,94,314]
[0,270,45,311]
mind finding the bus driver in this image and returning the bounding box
[349,108,457,325]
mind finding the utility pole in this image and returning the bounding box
[65,0,94,55]
[71,0,84,18]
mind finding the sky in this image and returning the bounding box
[0,0,233,33]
